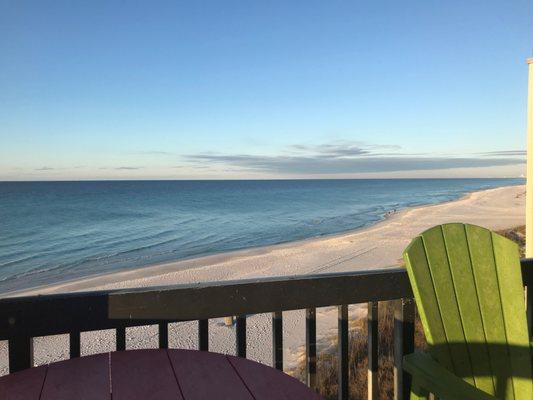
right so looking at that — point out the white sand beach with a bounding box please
[0,184,526,375]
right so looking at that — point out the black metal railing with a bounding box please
[1,260,533,400]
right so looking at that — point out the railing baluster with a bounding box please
[159,322,169,349]
[69,331,81,358]
[8,336,33,373]
[305,307,317,390]
[116,326,126,351]
[367,302,378,400]
[338,305,349,400]
[272,311,283,370]
[527,286,533,335]
[394,298,415,400]
[236,315,246,358]
[198,319,209,351]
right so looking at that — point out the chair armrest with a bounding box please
[404,352,495,400]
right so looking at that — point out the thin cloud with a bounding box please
[134,151,175,156]
[288,142,402,158]
[35,167,54,171]
[184,141,525,175]
[186,154,524,174]
[479,150,526,157]
[98,166,144,170]
[173,165,211,169]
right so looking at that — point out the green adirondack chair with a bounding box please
[402,223,532,400]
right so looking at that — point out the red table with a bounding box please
[0,349,323,399]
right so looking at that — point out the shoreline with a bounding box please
[0,184,526,375]
[2,216,399,297]
[7,183,525,298]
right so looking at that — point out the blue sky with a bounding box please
[1,1,532,180]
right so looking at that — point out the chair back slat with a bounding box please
[492,233,531,398]
[466,224,515,399]
[442,224,494,394]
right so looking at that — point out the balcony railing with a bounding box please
[2,260,533,400]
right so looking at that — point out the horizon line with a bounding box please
[0,177,526,183]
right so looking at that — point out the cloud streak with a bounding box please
[186,154,524,174]
[479,150,526,157]
[99,166,144,170]
[287,142,403,158]
[133,151,175,156]
[184,142,525,175]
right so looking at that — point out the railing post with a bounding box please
[272,311,283,370]
[8,336,33,373]
[523,260,533,335]
[527,286,533,336]
[159,322,169,349]
[305,308,317,390]
[116,326,126,351]
[368,301,378,400]
[338,305,349,400]
[198,319,209,351]
[394,298,415,400]
[69,331,81,358]
[236,315,247,358]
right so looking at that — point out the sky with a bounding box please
[1,1,532,180]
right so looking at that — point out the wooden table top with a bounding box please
[0,349,323,400]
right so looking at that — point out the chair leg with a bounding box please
[410,378,430,400]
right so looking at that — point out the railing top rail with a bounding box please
[0,266,407,302]
[1,259,532,340]
[0,267,410,339]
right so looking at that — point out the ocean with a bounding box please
[0,178,524,293]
